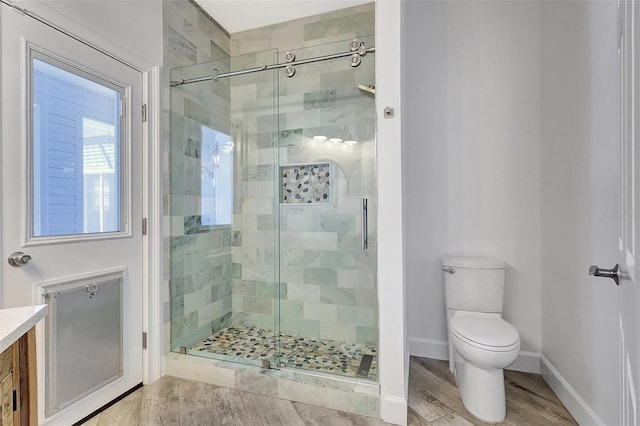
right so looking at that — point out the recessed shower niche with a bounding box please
[168,8,377,388]
[280,162,332,204]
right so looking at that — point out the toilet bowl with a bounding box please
[442,256,520,423]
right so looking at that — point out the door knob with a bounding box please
[8,251,32,267]
[589,263,620,285]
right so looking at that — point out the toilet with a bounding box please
[442,256,520,423]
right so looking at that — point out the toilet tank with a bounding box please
[442,256,506,313]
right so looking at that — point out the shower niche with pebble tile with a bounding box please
[168,13,377,385]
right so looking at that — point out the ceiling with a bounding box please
[194,0,372,34]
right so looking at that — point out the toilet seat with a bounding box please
[450,312,520,352]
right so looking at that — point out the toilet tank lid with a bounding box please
[442,256,505,269]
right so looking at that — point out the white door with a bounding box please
[617,0,640,423]
[1,6,143,425]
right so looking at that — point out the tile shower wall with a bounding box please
[163,0,233,351]
[230,4,378,345]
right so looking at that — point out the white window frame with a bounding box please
[25,43,133,246]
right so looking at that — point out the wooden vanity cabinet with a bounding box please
[0,328,37,426]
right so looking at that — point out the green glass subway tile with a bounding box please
[320,321,356,343]
[319,252,356,269]
[320,287,356,306]
[257,165,272,181]
[233,280,257,296]
[303,302,338,322]
[222,229,232,247]
[184,287,212,315]
[279,300,304,318]
[170,275,194,298]
[286,283,320,302]
[198,300,224,327]
[303,267,337,286]
[337,306,376,327]
[232,263,242,279]
[170,296,184,320]
[355,326,378,346]
[254,281,274,298]
[338,11,375,37]
[279,128,303,147]
[303,18,337,42]
[234,312,275,330]
[243,296,273,315]
[320,70,356,91]
[280,317,321,338]
[170,235,198,256]
[220,262,233,281]
[170,311,198,342]
[184,98,211,125]
[356,288,378,308]
[336,232,361,251]
[222,295,232,313]
[210,312,232,334]
[319,215,355,233]
[257,214,275,231]
[220,281,232,298]
[232,231,242,247]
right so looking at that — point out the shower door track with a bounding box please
[170,44,376,87]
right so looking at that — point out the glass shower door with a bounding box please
[275,36,378,380]
[168,49,281,368]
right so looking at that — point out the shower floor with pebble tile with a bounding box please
[190,324,378,381]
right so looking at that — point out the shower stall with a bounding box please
[168,35,377,382]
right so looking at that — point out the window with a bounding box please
[200,126,233,226]
[31,53,124,238]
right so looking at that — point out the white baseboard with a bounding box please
[507,350,541,374]
[409,337,449,360]
[381,395,408,426]
[540,354,605,426]
[409,337,540,374]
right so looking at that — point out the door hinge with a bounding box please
[142,218,148,236]
[12,389,16,412]
[142,104,147,122]
[142,332,148,350]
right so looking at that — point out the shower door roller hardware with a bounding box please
[285,51,295,62]
[384,107,395,119]
[351,40,360,51]
[588,263,620,285]
[350,54,362,67]
[285,65,296,78]
[362,198,369,251]
[442,267,456,274]
[8,251,31,267]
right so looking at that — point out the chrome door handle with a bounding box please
[362,198,368,251]
[589,263,620,285]
[442,267,456,274]
[8,251,32,267]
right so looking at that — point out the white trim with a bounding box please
[409,337,449,361]
[410,337,541,374]
[381,395,409,426]
[376,0,407,424]
[143,66,163,384]
[540,354,605,426]
[508,351,541,374]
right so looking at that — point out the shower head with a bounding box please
[357,84,375,97]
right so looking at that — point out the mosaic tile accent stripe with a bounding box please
[281,163,331,204]
[190,324,377,380]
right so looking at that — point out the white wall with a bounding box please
[404,0,542,367]
[540,1,619,424]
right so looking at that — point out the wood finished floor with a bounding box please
[84,357,577,425]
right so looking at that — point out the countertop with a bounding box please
[0,305,47,353]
